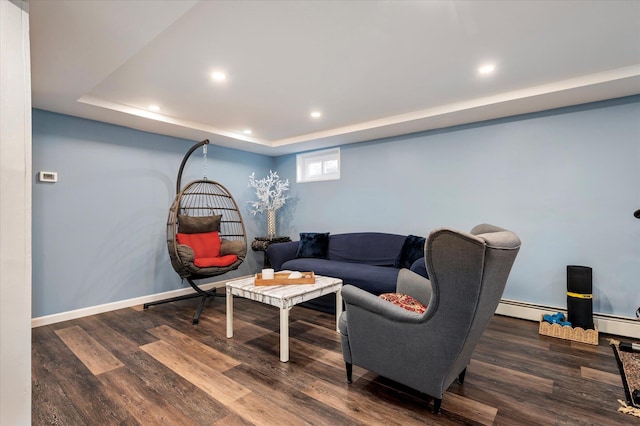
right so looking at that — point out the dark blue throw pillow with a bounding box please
[394,235,426,269]
[295,232,330,259]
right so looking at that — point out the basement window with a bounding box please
[296,148,340,183]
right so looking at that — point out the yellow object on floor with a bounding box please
[618,400,640,418]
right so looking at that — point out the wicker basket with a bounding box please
[538,314,599,345]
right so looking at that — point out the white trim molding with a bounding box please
[31,281,225,328]
[34,290,640,340]
[497,299,640,339]
[1,1,32,424]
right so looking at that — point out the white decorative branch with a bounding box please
[248,171,290,215]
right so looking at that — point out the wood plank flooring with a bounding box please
[32,295,636,425]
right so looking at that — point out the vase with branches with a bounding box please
[248,171,290,237]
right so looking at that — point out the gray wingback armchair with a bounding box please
[339,224,521,414]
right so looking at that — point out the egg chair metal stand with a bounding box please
[143,139,247,324]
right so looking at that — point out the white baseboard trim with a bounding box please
[31,282,224,328]
[496,299,640,339]
[33,291,640,339]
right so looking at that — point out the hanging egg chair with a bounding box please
[144,139,247,324]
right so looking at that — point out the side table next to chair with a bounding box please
[251,236,291,267]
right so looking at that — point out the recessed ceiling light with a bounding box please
[310,111,322,118]
[148,105,160,112]
[210,71,227,82]
[478,63,496,75]
[243,129,252,135]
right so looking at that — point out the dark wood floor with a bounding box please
[32,294,635,425]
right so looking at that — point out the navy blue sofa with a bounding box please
[266,232,427,313]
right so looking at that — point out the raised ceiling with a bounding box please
[30,1,640,156]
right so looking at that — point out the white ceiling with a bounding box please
[29,1,640,156]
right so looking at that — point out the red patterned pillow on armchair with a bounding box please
[379,293,427,314]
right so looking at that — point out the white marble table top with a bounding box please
[226,273,343,309]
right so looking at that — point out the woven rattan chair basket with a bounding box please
[145,140,247,324]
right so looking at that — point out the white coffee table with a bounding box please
[226,273,343,362]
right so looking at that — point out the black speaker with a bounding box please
[567,265,593,330]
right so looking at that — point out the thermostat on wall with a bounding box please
[38,171,58,183]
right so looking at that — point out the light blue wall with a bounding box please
[33,97,640,319]
[274,96,640,318]
[32,110,273,317]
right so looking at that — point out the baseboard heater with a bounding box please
[497,299,640,339]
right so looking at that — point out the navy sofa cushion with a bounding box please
[281,258,400,295]
[394,235,426,269]
[327,232,406,265]
[296,232,330,258]
[410,257,429,279]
